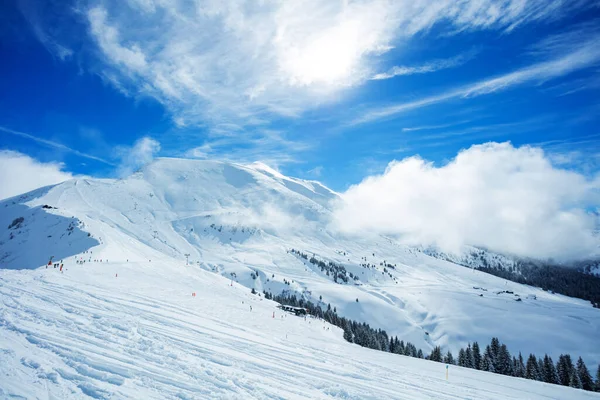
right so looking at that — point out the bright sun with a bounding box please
[281,20,363,87]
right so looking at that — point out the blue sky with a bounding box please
[1,0,600,193]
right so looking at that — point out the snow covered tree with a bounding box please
[526,354,540,381]
[542,355,559,384]
[397,339,405,355]
[417,349,424,359]
[429,346,443,362]
[515,352,526,378]
[465,343,475,369]
[596,365,600,392]
[576,357,594,391]
[496,344,512,376]
[481,345,495,373]
[570,368,583,389]
[458,348,466,367]
[472,342,481,370]
[444,350,455,365]
[557,354,574,386]
[537,358,545,380]
[490,337,500,362]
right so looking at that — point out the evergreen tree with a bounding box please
[496,344,512,376]
[542,355,559,384]
[570,368,582,389]
[343,321,354,343]
[465,344,475,369]
[490,337,500,363]
[481,345,495,372]
[458,348,466,367]
[557,354,574,386]
[472,342,481,370]
[576,357,594,391]
[444,350,455,365]
[417,349,424,359]
[595,365,600,392]
[429,346,443,362]
[526,354,540,381]
[537,357,545,380]
[516,352,526,378]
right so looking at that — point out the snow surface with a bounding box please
[2,261,598,399]
[1,158,599,398]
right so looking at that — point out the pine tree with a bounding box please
[595,364,600,392]
[576,357,594,391]
[417,349,424,359]
[481,352,494,372]
[444,350,455,365]
[430,346,443,362]
[472,342,481,370]
[526,354,540,381]
[496,344,512,376]
[537,357,545,380]
[542,355,559,384]
[465,344,474,369]
[557,354,574,386]
[516,352,526,378]
[458,348,466,367]
[481,345,495,372]
[570,368,582,389]
[490,337,500,363]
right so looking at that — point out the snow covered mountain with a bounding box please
[1,158,599,398]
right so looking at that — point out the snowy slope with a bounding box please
[1,158,599,398]
[1,260,598,399]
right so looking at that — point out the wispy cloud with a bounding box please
[185,129,311,169]
[372,50,477,80]
[307,166,324,178]
[352,32,600,125]
[401,119,473,132]
[0,126,114,166]
[77,0,587,129]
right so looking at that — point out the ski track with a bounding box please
[1,265,599,399]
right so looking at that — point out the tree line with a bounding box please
[265,291,600,392]
[477,262,600,308]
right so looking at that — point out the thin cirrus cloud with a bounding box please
[0,126,114,166]
[352,30,600,125]
[331,142,600,261]
[371,50,478,80]
[79,0,588,129]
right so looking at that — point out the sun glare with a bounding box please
[281,20,363,87]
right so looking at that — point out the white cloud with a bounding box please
[185,129,310,168]
[0,126,114,165]
[353,33,600,124]
[331,142,600,261]
[0,151,75,200]
[117,137,161,177]
[83,0,587,128]
[307,166,324,178]
[372,50,477,80]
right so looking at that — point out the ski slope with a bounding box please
[1,158,599,398]
[1,261,598,399]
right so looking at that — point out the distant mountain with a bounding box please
[1,157,599,370]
